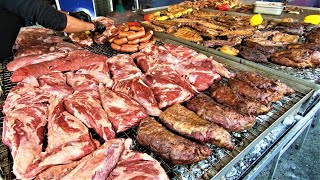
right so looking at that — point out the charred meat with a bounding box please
[238,46,268,62]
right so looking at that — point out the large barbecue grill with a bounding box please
[0,40,315,180]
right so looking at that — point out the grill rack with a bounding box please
[0,42,313,180]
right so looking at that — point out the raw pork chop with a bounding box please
[2,104,48,179]
[66,72,99,92]
[64,90,115,141]
[23,97,97,179]
[112,78,161,116]
[163,43,198,61]
[61,139,126,180]
[76,61,113,88]
[107,139,169,180]
[99,84,147,132]
[107,54,142,82]
[38,72,73,98]
[69,32,93,47]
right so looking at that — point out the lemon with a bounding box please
[304,15,320,25]
[250,14,263,27]
[219,46,239,56]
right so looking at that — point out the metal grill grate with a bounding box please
[0,43,312,180]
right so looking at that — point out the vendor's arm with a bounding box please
[0,0,94,33]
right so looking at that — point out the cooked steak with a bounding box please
[211,82,271,115]
[187,93,256,132]
[238,46,268,62]
[204,37,242,48]
[243,40,278,58]
[136,117,211,165]
[173,27,203,42]
[306,30,320,44]
[159,104,234,150]
[272,22,305,35]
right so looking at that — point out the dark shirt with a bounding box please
[0,0,67,60]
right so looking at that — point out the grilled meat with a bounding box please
[219,27,255,38]
[228,78,284,105]
[271,32,299,45]
[211,82,271,115]
[136,117,211,165]
[272,22,304,35]
[271,48,320,68]
[243,40,278,58]
[171,18,201,26]
[141,21,165,32]
[204,37,242,48]
[191,10,225,19]
[306,30,320,44]
[288,43,320,51]
[235,71,295,95]
[238,46,268,62]
[159,104,234,150]
[173,27,203,42]
[151,20,180,33]
[187,93,256,132]
[248,31,299,47]
[197,21,229,31]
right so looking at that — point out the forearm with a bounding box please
[63,15,94,33]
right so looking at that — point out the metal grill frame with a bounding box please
[0,40,314,180]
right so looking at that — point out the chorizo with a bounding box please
[118,31,135,38]
[113,37,128,45]
[129,26,144,32]
[128,38,140,45]
[127,30,146,41]
[139,30,153,43]
[139,37,156,50]
[111,43,121,51]
[108,36,116,43]
[120,44,139,52]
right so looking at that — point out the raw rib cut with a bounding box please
[99,84,147,132]
[64,90,115,141]
[69,32,93,47]
[66,72,99,92]
[163,43,198,61]
[2,104,48,179]
[76,61,113,88]
[38,72,73,98]
[112,78,161,116]
[107,139,169,180]
[107,54,142,82]
[23,97,97,179]
[36,160,82,180]
[93,17,116,44]
[61,139,126,180]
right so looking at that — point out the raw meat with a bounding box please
[139,45,180,64]
[36,160,82,180]
[107,139,169,180]
[2,104,48,179]
[64,90,116,141]
[112,78,161,116]
[187,93,256,132]
[76,61,113,88]
[24,97,97,178]
[159,104,234,150]
[38,72,73,98]
[107,54,142,82]
[61,139,126,180]
[93,16,116,44]
[2,82,49,115]
[66,72,99,92]
[143,65,196,109]
[163,43,198,61]
[69,32,93,47]
[11,50,107,82]
[136,117,211,165]
[99,84,147,133]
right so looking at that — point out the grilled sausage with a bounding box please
[129,26,144,32]
[111,43,121,51]
[128,38,140,45]
[120,44,139,52]
[113,37,128,45]
[139,30,153,43]
[139,37,157,50]
[127,30,146,41]
[108,36,116,43]
[118,31,135,38]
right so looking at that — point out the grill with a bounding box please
[0,41,314,180]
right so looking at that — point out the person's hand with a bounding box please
[69,11,92,22]
[92,21,106,35]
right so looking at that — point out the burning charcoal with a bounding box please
[190,165,204,178]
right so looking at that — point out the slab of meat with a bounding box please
[14,27,56,49]
[66,72,99,91]
[243,40,279,59]
[159,104,234,150]
[69,32,93,47]
[143,66,196,109]
[99,84,147,133]
[64,90,115,141]
[187,93,256,132]
[2,82,50,115]
[131,52,162,72]
[24,97,97,178]
[211,82,271,115]
[306,30,320,44]
[61,139,126,180]
[272,22,305,35]
[11,50,107,82]
[238,46,268,63]
[203,37,243,48]
[2,104,48,179]
[107,139,169,180]
[235,71,294,95]
[93,16,116,44]
[136,117,211,165]
[210,57,235,78]
[38,72,74,99]
[107,54,142,81]
[112,78,161,116]
[163,43,198,61]
[140,45,180,64]
[36,160,82,180]
[76,61,113,88]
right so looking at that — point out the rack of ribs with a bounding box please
[136,117,211,165]
[187,93,256,132]
[159,104,234,150]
